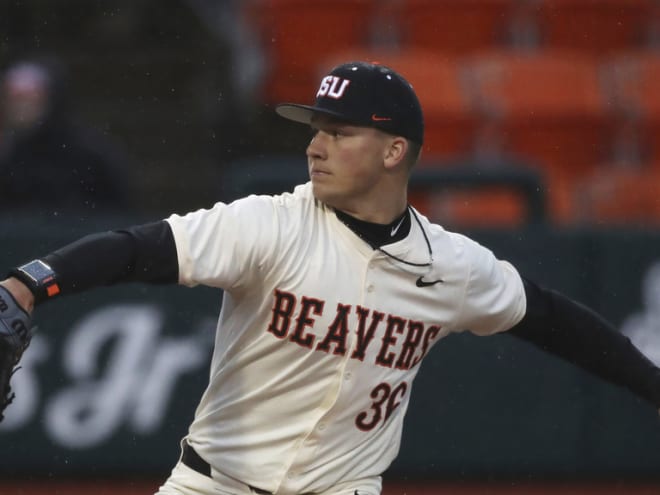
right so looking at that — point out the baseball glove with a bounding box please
[0,285,33,422]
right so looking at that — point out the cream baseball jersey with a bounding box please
[165,182,526,494]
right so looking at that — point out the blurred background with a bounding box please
[1,0,660,494]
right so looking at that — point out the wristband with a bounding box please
[8,259,61,304]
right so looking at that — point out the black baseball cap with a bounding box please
[276,61,424,145]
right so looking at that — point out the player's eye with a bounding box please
[309,125,347,140]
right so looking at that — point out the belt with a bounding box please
[181,441,212,477]
[181,442,272,495]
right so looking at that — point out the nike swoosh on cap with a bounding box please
[371,113,392,121]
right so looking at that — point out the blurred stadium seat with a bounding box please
[244,0,379,104]
[534,0,656,56]
[395,0,523,55]
[415,186,528,228]
[406,162,547,228]
[577,162,660,225]
[459,49,614,223]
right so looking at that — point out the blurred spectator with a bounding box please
[185,0,264,115]
[506,0,542,51]
[0,58,132,219]
[180,0,272,168]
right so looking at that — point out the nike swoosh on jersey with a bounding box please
[416,276,444,287]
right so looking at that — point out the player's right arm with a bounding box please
[0,219,179,421]
[1,220,178,312]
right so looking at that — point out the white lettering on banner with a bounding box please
[131,337,210,432]
[39,304,212,449]
[0,336,50,430]
[620,260,660,367]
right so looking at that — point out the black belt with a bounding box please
[181,441,212,478]
[181,442,272,494]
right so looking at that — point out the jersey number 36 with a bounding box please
[355,381,408,431]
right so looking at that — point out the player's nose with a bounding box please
[306,130,328,161]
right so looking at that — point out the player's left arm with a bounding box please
[509,277,660,413]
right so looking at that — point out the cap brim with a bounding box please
[275,103,354,125]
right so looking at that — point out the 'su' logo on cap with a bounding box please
[317,76,351,99]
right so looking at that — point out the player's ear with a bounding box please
[383,136,408,170]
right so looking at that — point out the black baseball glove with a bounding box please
[0,285,33,422]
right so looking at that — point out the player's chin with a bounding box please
[310,180,327,199]
[310,180,338,205]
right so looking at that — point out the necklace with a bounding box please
[336,206,433,268]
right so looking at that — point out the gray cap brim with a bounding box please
[275,103,356,125]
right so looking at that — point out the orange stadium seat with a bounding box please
[395,0,522,55]
[535,0,655,56]
[244,0,378,104]
[419,186,528,228]
[459,49,614,223]
[316,48,480,159]
[577,163,660,225]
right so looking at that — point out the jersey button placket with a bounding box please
[365,260,376,295]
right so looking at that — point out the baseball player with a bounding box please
[1,61,659,495]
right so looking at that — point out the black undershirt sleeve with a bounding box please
[509,277,660,408]
[40,220,178,296]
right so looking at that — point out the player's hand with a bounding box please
[0,284,34,422]
[0,278,35,314]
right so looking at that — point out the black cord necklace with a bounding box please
[336,205,433,268]
[377,206,433,268]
